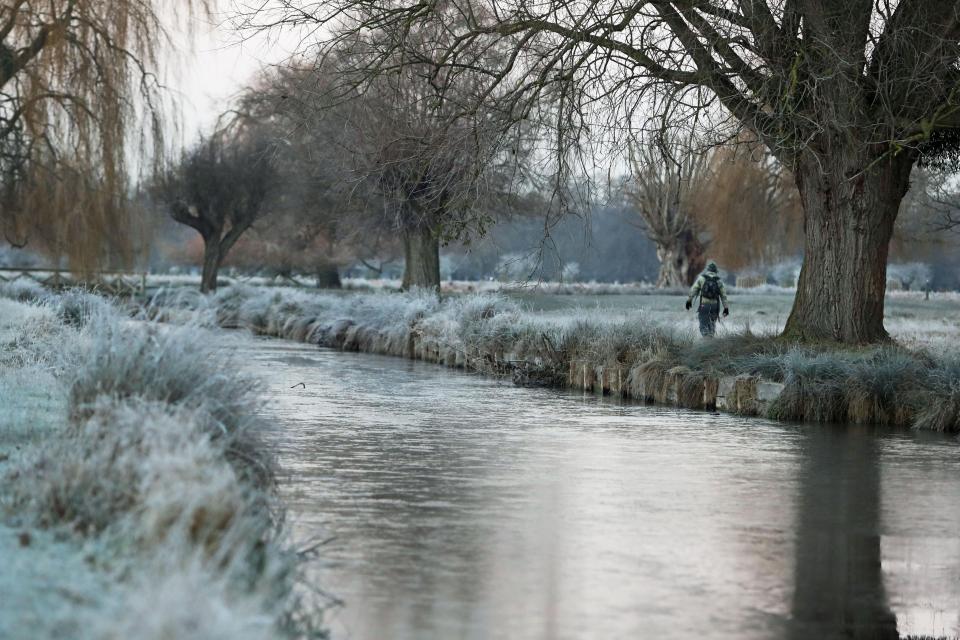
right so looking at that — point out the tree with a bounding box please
[232,65,399,288]
[696,139,804,272]
[0,0,206,273]
[159,129,278,293]
[242,0,960,342]
[624,136,709,288]
[232,12,537,293]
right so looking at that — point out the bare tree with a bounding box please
[624,137,709,288]
[0,0,207,273]
[233,64,398,288]
[236,0,960,342]
[232,12,536,293]
[159,128,278,293]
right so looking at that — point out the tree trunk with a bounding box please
[654,230,705,288]
[315,263,342,289]
[401,226,441,292]
[783,151,914,344]
[200,240,222,294]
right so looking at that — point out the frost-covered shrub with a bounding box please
[68,319,271,487]
[768,259,802,287]
[53,289,114,327]
[560,262,581,282]
[0,278,49,303]
[0,244,45,268]
[887,262,932,291]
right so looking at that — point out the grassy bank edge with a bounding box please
[152,285,960,433]
[0,290,327,639]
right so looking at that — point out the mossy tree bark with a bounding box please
[401,225,441,292]
[783,151,915,344]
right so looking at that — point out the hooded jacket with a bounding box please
[687,263,729,308]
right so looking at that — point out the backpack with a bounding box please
[701,274,721,300]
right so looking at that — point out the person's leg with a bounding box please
[698,303,712,336]
[710,303,720,336]
[699,302,718,337]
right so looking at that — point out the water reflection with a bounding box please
[230,335,960,640]
[789,426,898,640]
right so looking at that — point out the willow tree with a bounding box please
[240,0,960,343]
[624,137,709,288]
[697,140,803,272]
[0,0,204,272]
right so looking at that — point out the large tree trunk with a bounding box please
[200,240,222,294]
[315,263,342,289]
[655,229,705,288]
[783,151,914,344]
[401,226,441,292]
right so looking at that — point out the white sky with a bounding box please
[165,8,304,146]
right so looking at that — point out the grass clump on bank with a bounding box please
[0,289,325,639]
[167,284,960,433]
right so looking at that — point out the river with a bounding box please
[237,335,960,640]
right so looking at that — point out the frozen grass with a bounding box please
[0,292,325,639]
[0,278,50,303]
[170,284,960,432]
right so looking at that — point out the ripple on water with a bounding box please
[233,335,960,640]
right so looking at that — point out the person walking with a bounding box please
[685,261,729,337]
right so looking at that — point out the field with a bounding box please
[508,289,960,352]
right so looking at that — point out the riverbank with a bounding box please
[152,285,960,433]
[0,291,325,638]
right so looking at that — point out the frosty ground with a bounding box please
[0,287,324,640]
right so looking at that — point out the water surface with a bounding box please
[236,336,960,640]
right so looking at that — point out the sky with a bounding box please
[166,7,303,145]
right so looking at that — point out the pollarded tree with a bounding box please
[233,14,536,293]
[0,0,207,273]
[624,136,709,288]
[232,65,399,288]
[240,0,960,342]
[159,128,278,293]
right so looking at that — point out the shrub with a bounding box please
[53,289,114,327]
[766,350,853,423]
[68,318,272,488]
[0,279,49,303]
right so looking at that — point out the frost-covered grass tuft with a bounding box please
[13,399,271,550]
[0,278,50,303]
[0,293,324,638]
[68,318,272,487]
[52,288,116,327]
